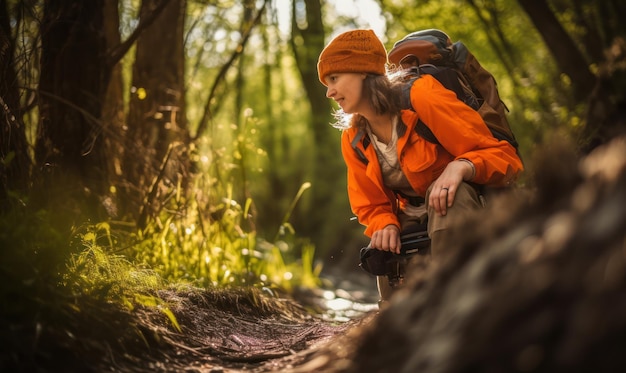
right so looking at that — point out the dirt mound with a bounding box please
[346,137,626,372]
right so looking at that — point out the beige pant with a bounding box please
[377,182,484,303]
[426,181,484,256]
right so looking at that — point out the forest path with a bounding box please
[4,258,381,373]
[89,268,380,372]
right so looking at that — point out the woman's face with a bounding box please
[324,72,367,114]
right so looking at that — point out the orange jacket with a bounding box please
[341,74,523,237]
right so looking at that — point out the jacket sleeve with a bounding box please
[410,75,523,186]
[340,130,400,237]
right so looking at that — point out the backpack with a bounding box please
[388,28,519,149]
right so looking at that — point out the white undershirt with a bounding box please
[366,118,427,218]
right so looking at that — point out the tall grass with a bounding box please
[122,174,321,291]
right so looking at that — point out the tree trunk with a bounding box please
[101,0,125,219]
[35,0,109,223]
[517,0,596,103]
[519,0,626,151]
[0,0,31,209]
[124,0,189,227]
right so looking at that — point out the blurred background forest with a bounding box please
[1,0,625,296]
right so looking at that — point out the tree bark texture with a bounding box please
[0,0,31,207]
[36,0,109,221]
[124,0,189,226]
[101,0,125,218]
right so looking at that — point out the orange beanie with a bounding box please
[317,29,387,86]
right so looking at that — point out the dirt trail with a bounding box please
[2,268,379,372]
[135,280,378,373]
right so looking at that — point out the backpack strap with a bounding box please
[415,119,439,145]
[400,71,440,145]
[351,129,371,165]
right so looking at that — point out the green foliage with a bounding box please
[0,196,168,328]
[63,233,184,331]
[121,170,321,291]
[65,229,162,298]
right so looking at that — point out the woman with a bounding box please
[317,29,523,303]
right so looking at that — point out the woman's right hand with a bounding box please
[370,224,401,254]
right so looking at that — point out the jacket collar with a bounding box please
[354,115,410,151]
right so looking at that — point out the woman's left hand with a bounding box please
[429,160,474,216]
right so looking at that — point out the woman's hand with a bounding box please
[429,159,475,216]
[370,224,401,254]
